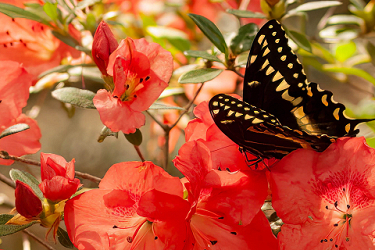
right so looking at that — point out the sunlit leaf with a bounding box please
[149,103,184,110]
[327,14,364,26]
[335,41,357,62]
[43,2,58,21]
[289,1,341,13]
[147,26,191,51]
[52,87,96,109]
[178,68,223,84]
[323,65,375,85]
[188,14,228,55]
[0,3,51,26]
[0,215,37,236]
[286,30,312,53]
[230,23,258,56]
[0,124,29,140]
[9,169,43,200]
[226,9,267,19]
[184,50,222,63]
[76,0,101,10]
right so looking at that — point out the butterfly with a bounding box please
[209,19,374,162]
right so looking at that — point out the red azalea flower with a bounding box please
[173,140,276,249]
[185,100,266,171]
[92,21,118,75]
[0,114,41,166]
[64,161,188,250]
[39,153,81,202]
[270,137,375,249]
[15,180,42,219]
[93,37,173,134]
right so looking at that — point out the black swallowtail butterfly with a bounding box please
[209,19,374,161]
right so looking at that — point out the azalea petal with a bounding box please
[0,61,32,124]
[0,114,41,166]
[39,176,80,201]
[93,89,145,134]
[137,189,190,220]
[132,38,173,83]
[40,153,68,180]
[173,140,212,201]
[199,170,268,226]
[185,118,208,142]
[130,70,168,111]
[65,189,135,250]
[99,161,183,198]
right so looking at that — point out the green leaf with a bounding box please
[287,30,312,53]
[188,14,228,55]
[290,1,342,13]
[0,124,29,140]
[319,25,360,41]
[0,215,37,236]
[178,68,223,84]
[148,103,184,110]
[57,227,74,248]
[366,137,375,149]
[349,0,366,10]
[43,2,58,21]
[235,51,249,66]
[226,9,267,19]
[52,31,79,49]
[76,0,101,9]
[97,126,118,143]
[322,65,375,85]
[0,3,51,26]
[24,3,52,22]
[184,50,222,63]
[9,169,43,200]
[366,41,375,66]
[159,87,185,99]
[327,14,364,26]
[230,23,258,56]
[335,41,357,62]
[52,87,96,109]
[124,129,142,146]
[147,26,190,52]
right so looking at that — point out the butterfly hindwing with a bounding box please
[243,19,373,137]
[209,94,334,159]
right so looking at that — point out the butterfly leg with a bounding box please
[239,147,264,170]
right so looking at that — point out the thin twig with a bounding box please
[23,229,55,250]
[169,83,204,129]
[145,110,168,129]
[75,171,101,183]
[0,152,101,183]
[134,145,145,162]
[0,172,15,189]
[163,130,170,171]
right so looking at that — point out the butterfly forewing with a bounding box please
[243,19,374,137]
[209,94,333,159]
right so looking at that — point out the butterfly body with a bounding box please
[209,19,374,161]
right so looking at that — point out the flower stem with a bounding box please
[0,172,15,189]
[0,151,102,183]
[134,145,145,162]
[23,229,55,250]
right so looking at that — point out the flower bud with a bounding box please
[15,181,42,218]
[39,153,81,202]
[92,21,118,75]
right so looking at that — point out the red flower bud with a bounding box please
[39,153,81,202]
[92,21,119,75]
[15,181,42,218]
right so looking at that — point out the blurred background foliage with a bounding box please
[2,0,375,248]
